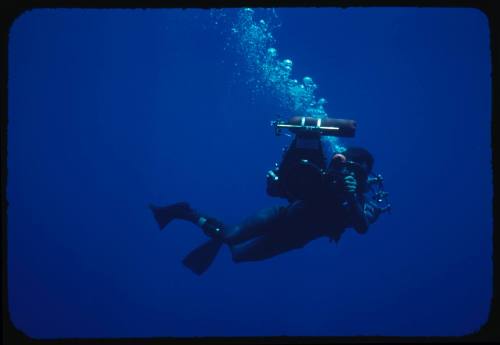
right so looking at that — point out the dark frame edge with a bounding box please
[1,0,498,344]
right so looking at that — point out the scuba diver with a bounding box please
[150,116,391,275]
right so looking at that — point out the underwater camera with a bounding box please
[327,155,391,213]
[366,173,392,213]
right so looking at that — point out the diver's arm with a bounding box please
[349,197,385,234]
[343,175,370,234]
[364,200,381,225]
[349,195,370,234]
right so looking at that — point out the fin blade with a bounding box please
[149,204,173,230]
[149,202,190,230]
[182,239,223,275]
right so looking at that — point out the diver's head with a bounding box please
[342,147,374,175]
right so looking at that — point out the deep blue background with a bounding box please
[7,8,492,338]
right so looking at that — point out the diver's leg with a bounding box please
[229,229,311,262]
[191,205,286,243]
[223,206,286,245]
[150,201,288,244]
[228,202,318,262]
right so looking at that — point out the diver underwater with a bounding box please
[150,116,391,275]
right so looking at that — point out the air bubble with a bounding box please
[231,8,342,150]
[303,76,313,85]
[267,47,277,57]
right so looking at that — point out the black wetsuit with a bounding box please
[222,200,349,262]
[206,135,370,262]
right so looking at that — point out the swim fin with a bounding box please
[149,202,195,230]
[182,239,223,275]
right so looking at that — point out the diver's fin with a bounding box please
[182,239,223,275]
[149,202,192,230]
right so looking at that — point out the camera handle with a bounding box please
[367,173,391,214]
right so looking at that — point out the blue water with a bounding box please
[7,8,492,338]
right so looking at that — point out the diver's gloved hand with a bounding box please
[364,200,381,224]
[343,174,357,194]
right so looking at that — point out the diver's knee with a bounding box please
[232,255,245,263]
[230,250,246,263]
[229,246,250,263]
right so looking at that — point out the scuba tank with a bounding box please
[272,116,357,137]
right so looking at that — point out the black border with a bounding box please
[1,0,498,344]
